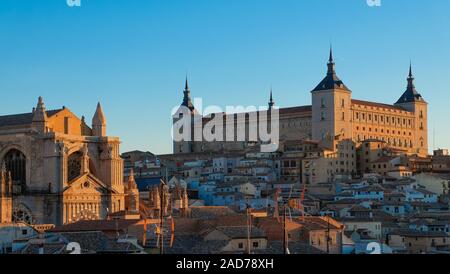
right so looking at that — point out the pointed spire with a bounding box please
[181,77,195,112]
[395,62,425,104]
[37,96,45,110]
[327,45,336,75]
[329,44,334,63]
[31,96,49,133]
[409,61,413,78]
[92,102,107,136]
[407,61,415,89]
[268,88,275,110]
[312,46,351,92]
[128,169,137,189]
[185,76,190,91]
[32,96,48,122]
[93,102,106,125]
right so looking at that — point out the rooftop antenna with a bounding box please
[246,204,252,254]
[433,122,436,151]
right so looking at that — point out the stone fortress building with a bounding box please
[173,48,428,157]
[0,97,138,225]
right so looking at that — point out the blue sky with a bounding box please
[0,0,449,154]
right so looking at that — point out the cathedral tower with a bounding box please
[311,47,352,149]
[394,64,428,156]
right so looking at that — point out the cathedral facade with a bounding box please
[0,97,136,225]
[173,49,428,157]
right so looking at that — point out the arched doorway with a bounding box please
[3,149,26,194]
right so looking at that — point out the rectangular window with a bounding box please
[64,117,69,134]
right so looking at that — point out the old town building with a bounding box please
[0,97,131,225]
[173,49,428,157]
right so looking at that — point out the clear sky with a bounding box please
[0,0,449,154]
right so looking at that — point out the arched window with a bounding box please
[12,203,34,224]
[68,152,83,182]
[3,149,26,194]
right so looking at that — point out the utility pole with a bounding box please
[326,215,330,254]
[246,205,252,254]
[160,180,165,255]
[283,202,287,254]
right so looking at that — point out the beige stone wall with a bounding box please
[352,102,417,153]
[0,108,126,225]
[177,110,312,154]
[309,229,341,254]
[311,89,352,148]
[404,236,450,254]
[47,108,91,136]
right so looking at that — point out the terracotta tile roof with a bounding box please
[215,226,266,239]
[49,219,140,233]
[15,243,67,254]
[391,229,449,238]
[255,217,301,241]
[190,206,238,220]
[295,216,343,230]
[258,241,325,254]
[59,231,141,253]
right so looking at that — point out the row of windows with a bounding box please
[357,136,424,148]
[356,126,414,136]
[320,111,424,130]
[330,161,355,167]
[355,112,413,126]
[281,120,311,128]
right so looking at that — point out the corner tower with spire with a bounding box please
[395,63,428,155]
[173,77,199,154]
[311,46,352,149]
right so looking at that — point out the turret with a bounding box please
[32,96,49,133]
[92,102,107,137]
[125,169,139,213]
